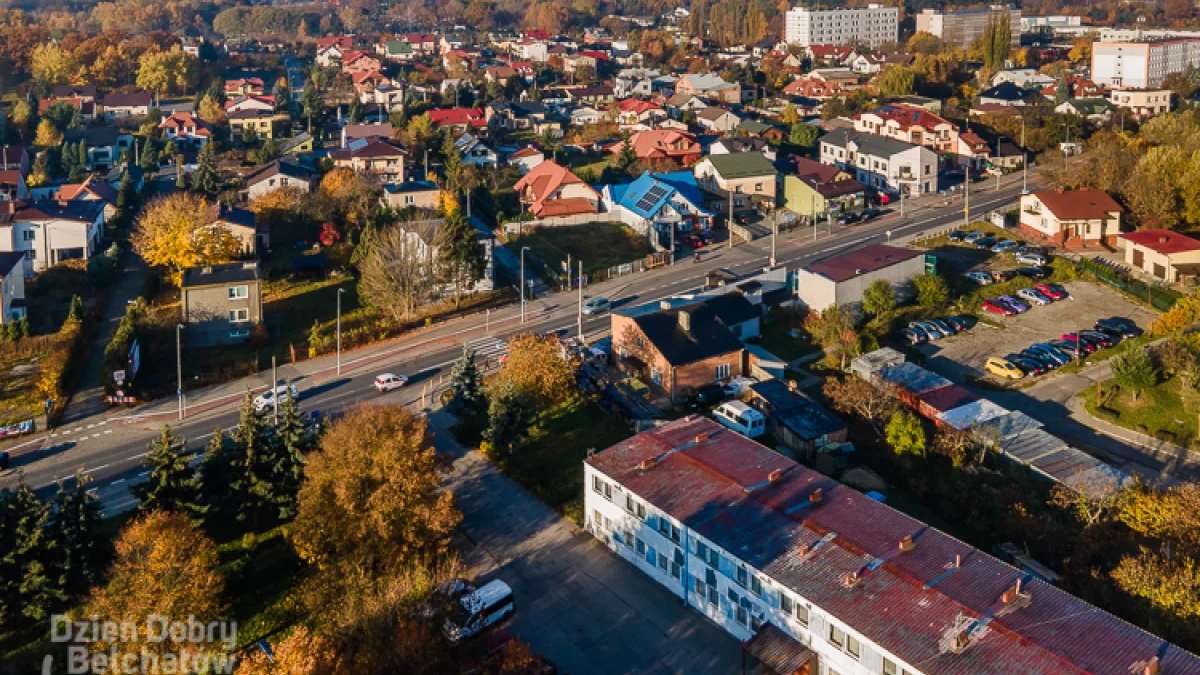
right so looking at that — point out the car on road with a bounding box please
[965,271,993,286]
[683,234,704,248]
[974,235,997,249]
[1017,266,1048,279]
[374,373,410,392]
[1016,251,1049,266]
[982,298,1017,316]
[836,211,861,225]
[1095,317,1142,338]
[997,295,1030,313]
[992,239,1020,253]
[582,296,611,315]
[963,231,985,244]
[1016,287,1051,306]
[1034,283,1068,300]
[986,357,1025,379]
[253,384,299,413]
[861,207,882,221]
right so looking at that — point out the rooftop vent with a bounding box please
[1001,578,1023,604]
[678,309,692,332]
[639,457,657,471]
[660,299,673,310]
[201,266,213,274]
[768,468,783,483]
[898,535,915,552]
[1144,657,1161,675]
[840,570,862,588]
[809,487,824,504]
[695,432,710,443]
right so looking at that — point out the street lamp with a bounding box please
[336,288,345,375]
[520,246,530,323]
[176,323,185,421]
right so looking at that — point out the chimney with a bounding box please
[899,535,915,552]
[202,266,213,274]
[955,554,962,568]
[660,299,673,310]
[640,457,657,471]
[1002,578,1023,604]
[953,630,970,652]
[809,487,823,504]
[768,468,783,483]
[1160,236,1169,244]
[787,379,798,392]
[678,309,691,332]
[1144,657,1160,675]
[694,432,710,443]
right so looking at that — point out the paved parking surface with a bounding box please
[433,411,742,675]
[916,281,1150,382]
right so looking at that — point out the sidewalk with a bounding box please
[1064,396,1200,483]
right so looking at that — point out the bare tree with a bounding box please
[1050,470,1125,528]
[823,376,897,438]
[357,225,431,321]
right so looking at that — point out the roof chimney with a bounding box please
[787,379,798,392]
[1001,578,1023,604]
[202,266,213,274]
[695,432,710,443]
[899,535,915,552]
[809,487,823,504]
[1144,657,1160,675]
[768,468,783,483]
[640,457,657,471]
[678,309,692,332]
[660,299,673,310]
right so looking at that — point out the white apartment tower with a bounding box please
[914,6,1021,50]
[785,4,899,48]
[1091,38,1200,88]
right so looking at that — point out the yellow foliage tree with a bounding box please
[1068,38,1092,64]
[495,332,580,407]
[136,45,197,95]
[31,42,77,84]
[236,627,335,675]
[132,192,241,284]
[34,118,62,147]
[198,94,226,124]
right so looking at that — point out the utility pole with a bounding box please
[900,186,905,219]
[566,253,572,290]
[336,288,344,375]
[670,225,675,265]
[520,246,530,323]
[176,324,185,421]
[272,355,279,426]
[1021,116,1028,194]
[728,190,734,249]
[812,194,817,241]
[577,260,584,341]
[770,217,777,267]
[963,165,970,227]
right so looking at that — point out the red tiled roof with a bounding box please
[615,99,663,115]
[613,130,701,161]
[427,107,487,128]
[808,44,853,60]
[316,36,354,50]
[513,159,592,205]
[1033,188,1124,220]
[509,146,543,160]
[587,416,1200,675]
[1121,229,1200,255]
[855,104,953,133]
[532,197,597,217]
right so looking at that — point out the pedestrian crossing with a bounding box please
[464,337,509,363]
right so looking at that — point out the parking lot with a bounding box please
[916,280,1151,383]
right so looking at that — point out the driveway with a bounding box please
[432,410,742,675]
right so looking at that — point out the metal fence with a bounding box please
[1072,256,1182,312]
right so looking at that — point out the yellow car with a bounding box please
[986,357,1024,379]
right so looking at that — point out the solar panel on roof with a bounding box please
[635,184,670,212]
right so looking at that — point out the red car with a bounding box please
[982,298,1016,316]
[683,234,704,248]
[1035,283,1068,300]
[1060,333,1098,354]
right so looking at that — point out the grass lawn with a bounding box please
[495,397,632,525]
[758,321,822,363]
[1083,376,1197,447]
[509,223,651,278]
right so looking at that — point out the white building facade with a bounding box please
[914,7,1020,50]
[819,131,938,195]
[1091,38,1200,88]
[785,4,899,48]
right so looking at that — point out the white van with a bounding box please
[712,401,766,438]
[443,579,514,643]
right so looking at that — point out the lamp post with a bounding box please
[577,259,584,341]
[336,288,345,375]
[520,246,530,323]
[176,324,185,421]
[1021,115,1028,194]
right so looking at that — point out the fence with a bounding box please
[1072,256,1182,312]
[502,212,613,235]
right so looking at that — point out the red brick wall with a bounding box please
[1017,223,1118,249]
[611,313,744,401]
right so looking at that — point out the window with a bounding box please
[22,230,34,241]
[634,501,646,520]
[780,594,793,614]
[24,250,34,261]
[670,524,681,544]
[735,566,748,588]
[697,541,709,561]
[228,285,248,299]
[650,367,662,385]
[736,598,750,626]
[750,576,762,598]
[754,183,763,192]
[695,576,707,597]
[404,195,415,205]
[671,549,683,579]
[636,538,646,555]
[228,308,250,323]
[658,551,669,572]
[592,509,606,530]
[882,658,897,675]
[646,545,656,566]
[828,624,844,648]
[716,363,731,380]
[658,517,672,539]
[846,634,860,659]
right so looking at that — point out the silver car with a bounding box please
[582,296,611,315]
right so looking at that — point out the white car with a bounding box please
[965,271,993,286]
[582,296,611,315]
[374,373,410,392]
[253,384,299,413]
[722,376,757,397]
[1016,288,1051,306]
[1016,251,1048,266]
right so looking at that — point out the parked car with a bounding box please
[1017,266,1048,279]
[982,298,1016,316]
[986,357,1025,379]
[1060,333,1100,354]
[1016,288,1051,306]
[582,296,611,315]
[992,239,1020,253]
[997,295,1030,313]
[928,318,957,336]
[1028,343,1070,366]
[683,234,704,248]
[947,315,976,332]
[253,384,300,413]
[1050,339,1085,358]
[901,328,926,344]
[1034,283,1068,300]
[861,207,882,220]
[965,271,993,285]
[443,579,515,644]
[909,321,942,340]
[374,373,410,392]
[836,212,861,225]
[1095,317,1143,337]
[1016,251,1049,266]
[918,320,951,338]
[691,383,726,407]
[1080,330,1118,348]
[1009,353,1048,376]
[949,230,967,242]
[974,235,997,249]
[962,231,985,244]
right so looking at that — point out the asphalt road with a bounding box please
[1,172,1036,512]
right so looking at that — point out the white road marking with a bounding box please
[110,479,125,485]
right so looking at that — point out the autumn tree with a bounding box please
[357,222,430,320]
[31,42,77,84]
[82,511,227,666]
[198,94,226,124]
[979,11,1011,71]
[912,272,950,308]
[132,192,240,284]
[497,333,579,407]
[789,123,819,148]
[781,103,799,125]
[823,376,896,437]
[34,118,62,147]
[237,627,336,675]
[804,305,860,368]
[885,409,926,457]
[133,426,204,519]
[875,65,916,97]
[136,45,197,95]
[861,279,896,316]
[291,404,460,570]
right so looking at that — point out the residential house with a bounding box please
[819,130,938,195]
[383,180,443,210]
[40,96,97,121]
[674,73,741,104]
[0,199,106,275]
[782,156,866,217]
[977,82,1043,107]
[806,68,860,90]
[1121,230,1200,283]
[567,85,616,107]
[341,123,394,149]
[485,65,518,86]
[665,93,709,118]
[329,139,408,184]
[486,102,558,135]
[571,106,605,126]
[516,40,549,63]
[228,109,281,141]
[57,176,119,219]
[693,152,779,212]
[513,160,600,217]
[695,106,741,133]
[341,51,382,74]
[611,295,756,401]
[1039,77,1106,100]
[360,82,406,113]
[806,43,854,66]
[1109,89,1173,119]
[601,170,713,245]
[225,77,266,97]
[224,96,274,115]
[280,133,314,156]
[737,120,786,145]
[388,216,495,295]
[203,202,264,255]
[745,379,847,457]
[99,91,152,120]
[158,111,212,149]
[242,160,316,201]
[611,130,702,167]
[316,43,348,67]
[1019,188,1124,248]
[795,243,927,311]
[0,252,25,323]
[427,107,488,132]
[711,137,777,162]
[848,51,911,75]
[180,262,263,347]
[401,34,438,55]
[50,84,97,102]
[614,99,666,128]
[0,147,30,178]
[956,130,991,170]
[782,76,844,100]
[1055,98,1115,124]
[509,146,546,175]
[350,70,390,92]
[0,170,27,202]
[992,68,1056,88]
[62,127,133,171]
[382,39,415,62]
[852,104,959,155]
[454,133,499,167]
[615,68,662,98]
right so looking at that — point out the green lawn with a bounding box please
[1083,376,1197,447]
[758,320,822,363]
[508,223,652,279]
[495,398,632,524]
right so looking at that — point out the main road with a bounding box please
[1,172,1037,512]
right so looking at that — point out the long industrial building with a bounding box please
[785,4,899,48]
[584,415,1200,675]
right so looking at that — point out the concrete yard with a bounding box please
[915,280,1151,383]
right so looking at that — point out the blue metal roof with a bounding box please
[606,170,711,220]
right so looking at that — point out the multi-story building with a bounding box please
[584,416,1200,675]
[819,130,938,195]
[852,104,959,155]
[1108,88,1174,118]
[180,262,263,347]
[914,6,1020,50]
[1091,38,1200,88]
[1019,187,1124,248]
[785,4,899,48]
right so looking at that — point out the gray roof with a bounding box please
[181,262,261,287]
[0,251,23,278]
[820,129,922,158]
[243,159,314,187]
[748,379,846,441]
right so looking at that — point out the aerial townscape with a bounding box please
[8,0,1200,674]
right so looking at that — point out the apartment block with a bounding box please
[914,6,1020,50]
[785,4,899,48]
[584,416,1200,675]
[1091,38,1200,88]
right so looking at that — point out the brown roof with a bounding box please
[805,244,923,282]
[1033,188,1124,220]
